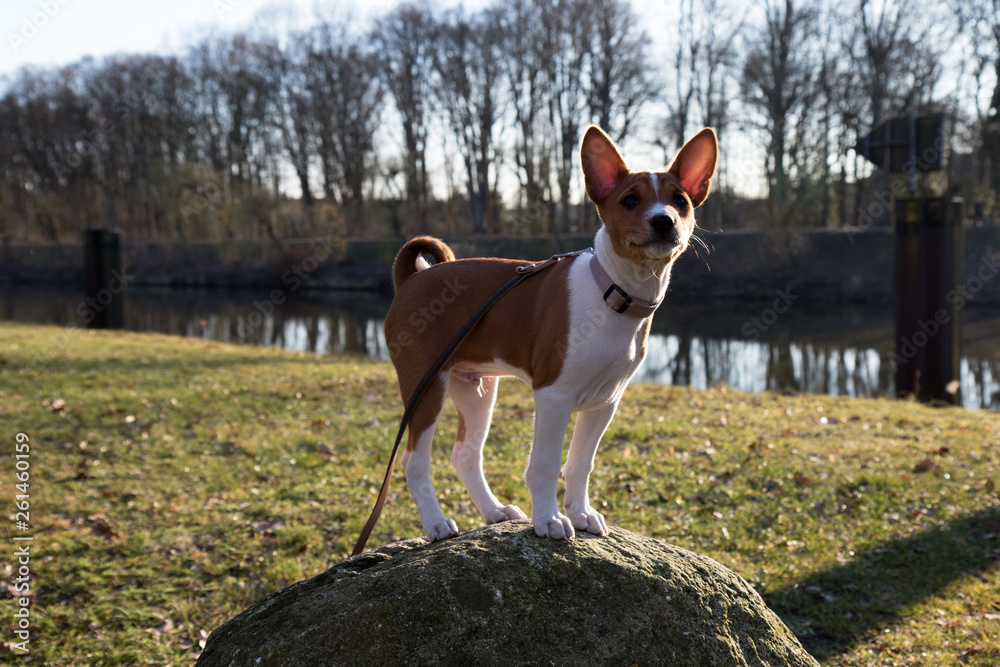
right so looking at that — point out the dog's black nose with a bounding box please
[649,214,675,237]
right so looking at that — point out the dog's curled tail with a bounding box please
[392,236,456,290]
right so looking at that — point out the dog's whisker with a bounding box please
[690,233,710,254]
[691,245,712,271]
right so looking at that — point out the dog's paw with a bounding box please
[533,513,575,540]
[567,507,608,536]
[484,504,527,524]
[425,519,460,541]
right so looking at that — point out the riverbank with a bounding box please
[0,323,997,664]
[4,226,1000,305]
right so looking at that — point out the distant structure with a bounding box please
[856,113,964,404]
[83,229,125,330]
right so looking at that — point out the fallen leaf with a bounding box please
[250,520,285,537]
[91,518,120,540]
[958,648,983,663]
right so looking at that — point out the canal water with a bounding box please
[3,285,998,410]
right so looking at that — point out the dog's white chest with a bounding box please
[558,256,649,410]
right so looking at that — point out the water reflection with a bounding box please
[2,285,998,410]
[637,338,888,399]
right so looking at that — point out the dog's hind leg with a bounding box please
[401,373,459,541]
[448,374,527,525]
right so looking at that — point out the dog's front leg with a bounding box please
[562,401,618,536]
[524,391,575,539]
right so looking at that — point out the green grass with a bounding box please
[0,322,997,665]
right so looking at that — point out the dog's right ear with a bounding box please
[581,126,629,204]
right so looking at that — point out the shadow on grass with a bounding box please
[765,505,1000,660]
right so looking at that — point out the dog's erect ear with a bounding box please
[581,126,629,203]
[668,128,718,208]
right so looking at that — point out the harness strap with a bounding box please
[351,248,590,556]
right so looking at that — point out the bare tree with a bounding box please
[845,0,949,224]
[187,34,280,241]
[498,0,556,236]
[663,0,700,157]
[434,7,504,234]
[546,0,590,236]
[372,2,437,236]
[659,0,744,232]
[854,0,941,124]
[264,36,317,213]
[306,19,384,236]
[741,0,821,227]
[963,0,1000,200]
[584,0,653,143]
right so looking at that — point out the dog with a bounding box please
[384,125,717,541]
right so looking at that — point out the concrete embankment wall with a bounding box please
[2,226,999,306]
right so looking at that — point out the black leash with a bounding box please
[351,248,590,556]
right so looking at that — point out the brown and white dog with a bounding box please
[384,125,717,541]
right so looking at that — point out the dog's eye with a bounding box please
[621,194,640,209]
[672,193,688,207]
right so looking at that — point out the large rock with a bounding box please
[197,521,818,666]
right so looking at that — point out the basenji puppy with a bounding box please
[384,125,717,541]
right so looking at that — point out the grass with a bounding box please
[0,321,997,666]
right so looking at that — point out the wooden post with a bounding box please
[858,113,960,404]
[83,229,125,329]
[893,198,964,403]
[894,198,923,398]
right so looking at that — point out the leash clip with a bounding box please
[517,247,593,275]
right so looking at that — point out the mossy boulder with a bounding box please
[197,521,817,666]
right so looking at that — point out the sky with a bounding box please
[0,0,419,78]
[0,0,765,198]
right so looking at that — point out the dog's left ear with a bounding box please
[668,128,718,208]
[581,125,629,204]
